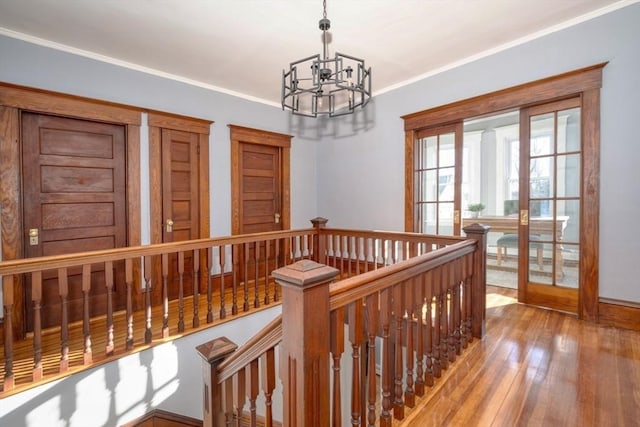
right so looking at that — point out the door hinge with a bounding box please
[197,143,200,155]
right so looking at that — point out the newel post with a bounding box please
[272,260,339,427]
[310,217,329,264]
[463,223,491,339]
[196,337,238,427]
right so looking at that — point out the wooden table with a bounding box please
[462,216,569,280]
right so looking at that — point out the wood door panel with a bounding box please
[22,112,127,330]
[42,203,115,229]
[39,128,115,157]
[240,143,280,234]
[41,166,115,192]
[160,128,200,298]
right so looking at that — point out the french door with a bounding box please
[519,98,582,312]
[412,99,584,315]
[413,124,462,235]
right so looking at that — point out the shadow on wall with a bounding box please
[0,339,186,427]
[286,98,376,140]
[1,306,283,426]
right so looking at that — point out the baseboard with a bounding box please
[599,298,640,331]
[122,409,203,427]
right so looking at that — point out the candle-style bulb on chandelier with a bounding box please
[281,0,372,117]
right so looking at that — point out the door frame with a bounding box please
[0,82,142,336]
[229,125,292,235]
[403,63,605,321]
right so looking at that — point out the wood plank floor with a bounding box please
[400,286,640,427]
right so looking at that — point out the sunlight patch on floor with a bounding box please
[486,292,517,308]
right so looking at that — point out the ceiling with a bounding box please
[0,0,632,107]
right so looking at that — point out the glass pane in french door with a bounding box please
[528,105,581,288]
[462,110,520,289]
[415,130,456,235]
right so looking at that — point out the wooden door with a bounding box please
[161,128,200,299]
[22,112,127,330]
[238,143,283,234]
[230,125,291,292]
[519,98,582,313]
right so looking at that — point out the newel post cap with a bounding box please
[272,260,339,289]
[462,223,491,236]
[310,217,329,227]
[196,336,237,364]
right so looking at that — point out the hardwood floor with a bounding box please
[400,286,640,427]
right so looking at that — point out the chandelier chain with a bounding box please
[323,0,327,19]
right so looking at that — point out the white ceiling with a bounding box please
[0,0,633,107]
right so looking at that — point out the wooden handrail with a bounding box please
[217,314,282,383]
[329,240,476,309]
[0,228,315,275]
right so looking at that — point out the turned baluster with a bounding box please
[339,236,346,278]
[262,348,275,427]
[125,259,134,350]
[192,249,200,328]
[177,251,185,332]
[58,268,69,372]
[414,273,426,396]
[234,368,246,425]
[243,243,250,312]
[253,241,260,308]
[105,261,114,355]
[366,293,379,427]
[432,268,442,379]
[438,266,450,371]
[445,263,456,364]
[392,283,404,420]
[2,275,15,391]
[32,271,43,381]
[451,260,462,357]
[222,378,234,425]
[232,244,239,315]
[264,240,271,305]
[218,245,227,319]
[379,287,392,427]
[424,270,435,387]
[347,236,353,277]
[144,256,153,343]
[463,253,473,347]
[247,359,259,426]
[160,254,169,338]
[349,302,364,427]
[82,265,93,364]
[273,241,280,302]
[331,307,345,427]
[404,278,415,408]
[206,247,214,323]
[363,237,371,273]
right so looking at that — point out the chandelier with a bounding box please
[281,0,372,117]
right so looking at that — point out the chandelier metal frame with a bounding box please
[281,0,372,117]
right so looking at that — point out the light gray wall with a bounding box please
[317,3,640,303]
